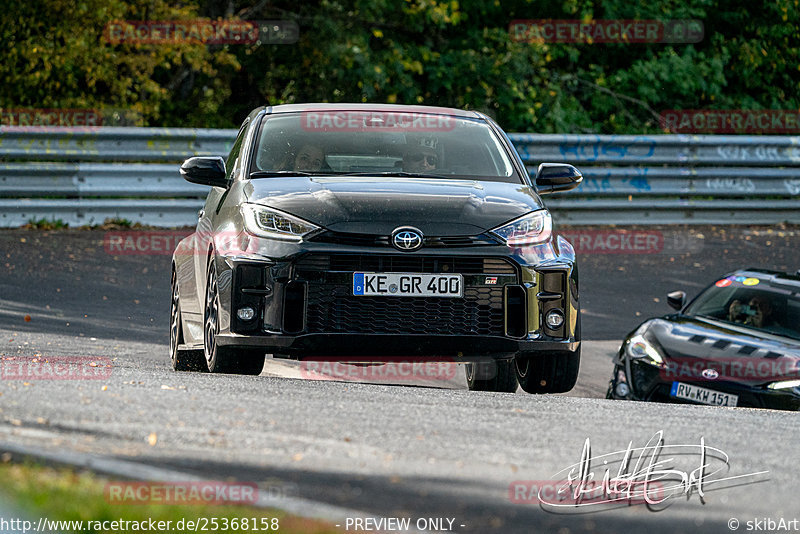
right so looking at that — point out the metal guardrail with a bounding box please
[0,127,230,227]
[0,127,233,162]
[1,127,799,227]
[521,134,800,224]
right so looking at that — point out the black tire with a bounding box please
[465,359,519,393]
[170,268,206,372]
[203,259,265,375]
[515,345,581,394]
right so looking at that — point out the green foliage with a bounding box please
[0,0,239,126]
[25,217,68,229]
[1,0,797,133]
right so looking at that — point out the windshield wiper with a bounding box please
[338,171,445,179]
[249,170,319,178]
[693,314,719,321]
[761,329,800,342]
[694,315,800,341]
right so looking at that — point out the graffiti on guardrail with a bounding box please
[577,168,652,193]
[716,145,784,162]
[784,180,800,195]
[705,177,756,193]
[558,136,657,162]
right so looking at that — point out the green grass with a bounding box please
[96,217,134,228]
[24,217,69,230]
[90,217,142,229]
[0,461,338,534]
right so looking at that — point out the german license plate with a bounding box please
[670,382,738,407]
[353,273,463,297]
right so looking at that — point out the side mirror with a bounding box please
[534,163,583,194]
[667,291,686,311]
[180,156,228,188]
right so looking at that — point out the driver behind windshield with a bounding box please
[403,136,440,173]
[295,144,326,171]
[726,294,797,339]
[728,295,776,328]
[274,143,326,172]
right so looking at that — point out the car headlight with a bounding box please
[626,334,665,367]
[767,379,800,394]
[241,203,320,241]
[490,210,552,246]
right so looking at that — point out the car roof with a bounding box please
[261,103,483,119]
[732,268,800,288]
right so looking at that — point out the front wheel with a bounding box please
[465,359,519,393]
[203,260,265,375]
[515,346,581,394]
[170,268,206,372]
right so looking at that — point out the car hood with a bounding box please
[645,316,800,385]
[243,176,542,235]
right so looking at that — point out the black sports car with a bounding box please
[169,103,583,393]
[607,269,800,410]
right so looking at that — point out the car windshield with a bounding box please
[250,110,521,183]
[685,275,800,340]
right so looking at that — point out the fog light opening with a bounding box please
[545,309,564,329]
[615,382,630,398]
[237,307,255,321]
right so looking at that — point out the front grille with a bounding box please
[305,284,505,335]
[294,253,515,336]
[309,231,496,248]
[630,360,662,398]
[295,254,516,275]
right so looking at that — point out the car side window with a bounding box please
[226,120,249,181]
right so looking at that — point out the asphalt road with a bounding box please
[1,225,799,533]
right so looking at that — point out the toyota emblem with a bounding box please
[701,368,719,380]
[391,227,424,251]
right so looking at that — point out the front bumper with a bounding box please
[215,332,578,359]
[608,360,800,411]
[212,238,578,359]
